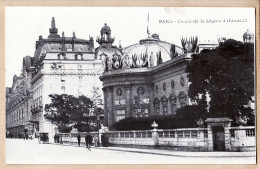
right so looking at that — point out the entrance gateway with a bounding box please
[205,118,232,151]
[212,126,225,151]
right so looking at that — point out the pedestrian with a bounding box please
[77,133,81,146]
[94,135,98,147]
[85,132,93,151]
[54,134,57,143]
[101,134,109,147]
[101,134,104,146]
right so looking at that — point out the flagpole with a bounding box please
[147,12,150,38]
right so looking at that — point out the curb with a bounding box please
[95,147,256,158]
[49,143,256,158]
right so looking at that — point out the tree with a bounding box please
[186,39,254,125]
[90,86,103,111]
[44,94,93,132]
[90,86,104,125]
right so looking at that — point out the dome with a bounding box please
[101,23,111,34]
[243,29,254,43]
[151,33,160,40]
[243,29,254,38]
[121,38,174,68]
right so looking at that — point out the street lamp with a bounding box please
[97,115,100,146]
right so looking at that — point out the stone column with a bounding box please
[149,84,154,116]
[102,87,108,126]
[224,123,231,151]
[107,86,114,130]
[125,84,131,118]
[207,124,213,151]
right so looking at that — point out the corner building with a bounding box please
[6,18,103,138]
[30,18,103,137]
[99,24,195,130]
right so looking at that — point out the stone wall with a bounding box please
[55,126,255,152]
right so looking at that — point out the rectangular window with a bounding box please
[61,86,66,94]
[156,107,160,115]
[116,109,125,122]
[163,106,167,115]
[171,104,177,115]
[78,65,82,71]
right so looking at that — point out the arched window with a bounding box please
[179,91,187,108]
[153,97,160,115]
[169,94,177,115]
[160,96,168,115]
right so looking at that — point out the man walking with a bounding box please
[85,132,93,151]
[77,133,81,146]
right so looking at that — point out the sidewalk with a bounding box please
[50,142,256,158]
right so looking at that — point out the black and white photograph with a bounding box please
[5,7,256,164]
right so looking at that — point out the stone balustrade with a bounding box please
[54,126,255,152]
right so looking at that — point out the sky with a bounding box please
[5,7,255,87]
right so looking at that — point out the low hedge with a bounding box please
[113,105,207,131]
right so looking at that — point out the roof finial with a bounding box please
[49,17,59,37]
[73,31,76,38]
[119,40,122,48]
[147,12,150,38]
[51,17,56,28]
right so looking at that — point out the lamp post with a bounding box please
[97,115,100,146]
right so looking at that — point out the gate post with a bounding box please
[224,122,232,151]
[151,121,159,147]
[207,124,213,151]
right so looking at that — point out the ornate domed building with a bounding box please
[99,24,194,129]
[243,29,254,43]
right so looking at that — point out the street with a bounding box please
[6,139,256,164]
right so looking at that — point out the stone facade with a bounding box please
[99,24,195,130]
[6,56,34,138]
[6,18,103,138]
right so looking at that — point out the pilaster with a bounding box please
[148,84,154,116]
[125,84,131,118]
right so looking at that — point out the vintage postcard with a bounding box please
[4,6,256,164]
